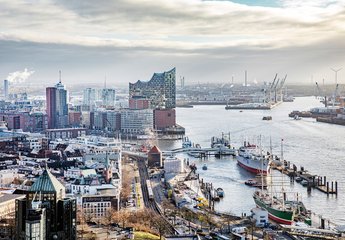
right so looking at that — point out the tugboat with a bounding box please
[245,179,258,186]
[202,164,207,170]
[245,179,267,189]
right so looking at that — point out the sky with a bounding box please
[1,0,345,87]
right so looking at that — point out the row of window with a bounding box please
[83,202,111,208]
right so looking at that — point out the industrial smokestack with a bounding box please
[3,80,8,99]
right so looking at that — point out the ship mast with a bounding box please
[260,135,264,192]
[281,139,285,210]
[270,136,273,203]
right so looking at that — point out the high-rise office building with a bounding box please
[55,80,68,128]
[83,87,116,109]
[46,87,57,129]
[129,68,176,109]
[100,88,116,108]
[3,79,9,100]
[82,88,97,108]
[46,73,69,129]
[15,168,76,240]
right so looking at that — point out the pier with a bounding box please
[274,161,339,195]
[162,147,237,158]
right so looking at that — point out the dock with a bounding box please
[273,161,339,195]
[163,147,237,158]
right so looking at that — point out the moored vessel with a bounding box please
[253,191,295,225]
[236,142,270,174]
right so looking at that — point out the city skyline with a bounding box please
[1,0,345,86]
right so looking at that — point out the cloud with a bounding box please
[0,0,345,51]
[6,68,35,83]
[0,0,345,85]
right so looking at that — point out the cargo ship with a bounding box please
[236,142,270,174]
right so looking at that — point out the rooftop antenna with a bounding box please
[59,70,62,83]
[331,68,342,84]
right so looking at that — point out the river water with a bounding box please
[157,97,345,225]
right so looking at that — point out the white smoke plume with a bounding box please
[7,68,35,83]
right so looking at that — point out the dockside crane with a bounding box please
[267,74,278,103]
[273,78,280,103]
[278,74,287,102]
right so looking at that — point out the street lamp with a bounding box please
[331,68,342,84]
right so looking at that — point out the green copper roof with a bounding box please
[30,169,65,194]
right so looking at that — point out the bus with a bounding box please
[146,179,154,200]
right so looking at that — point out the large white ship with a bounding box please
[236,142,270,174]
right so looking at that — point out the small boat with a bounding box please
[295,177,302,182]
[202,164,207,170]
[262,116,272,121]
[245,179,258,186]
[245,179,267,189]
[301,179,309,186]
[216,188,224,198]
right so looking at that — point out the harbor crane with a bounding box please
[273,78,280,103]
[266,74,278,103]
[277,74,287,102]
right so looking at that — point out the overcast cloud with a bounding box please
[0,0,345,86]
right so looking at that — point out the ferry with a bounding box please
[236,142,270,174]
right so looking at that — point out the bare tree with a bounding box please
[150,215,170,240]
[121,163,132,204]
[114,209,130,228]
